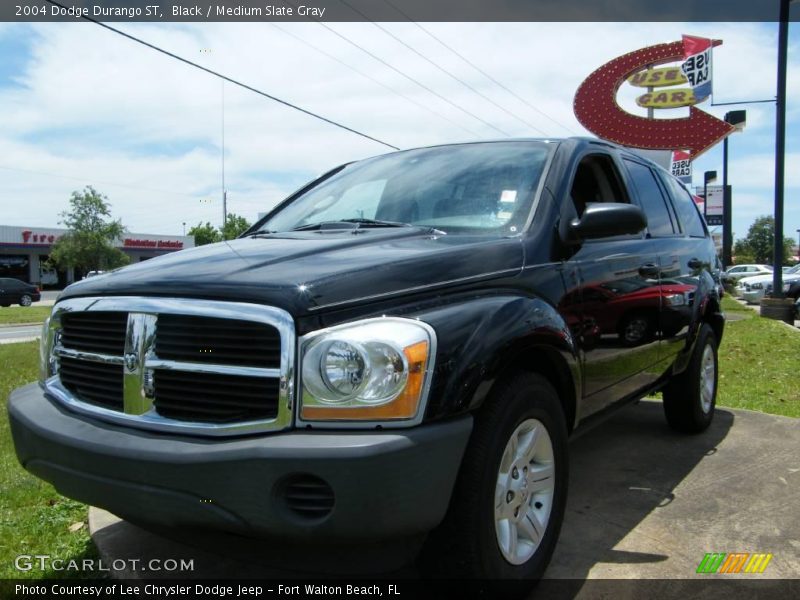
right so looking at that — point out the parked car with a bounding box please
[784,278,800,301]
[723,264,773,287]
[0,278,41,307]
[9,138,724,584]
[740,264,800,304]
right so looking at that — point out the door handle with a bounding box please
[687,257,703,270]
[639,263,659,278]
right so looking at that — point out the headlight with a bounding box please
[783,283,791,293]
[664,293,686,306]
[299,318,435,424]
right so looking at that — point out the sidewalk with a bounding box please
[733,296,800,329]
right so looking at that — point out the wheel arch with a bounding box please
[493,343,579,434]
[413,294,582,433]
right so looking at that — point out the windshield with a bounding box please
[259,142,553,234]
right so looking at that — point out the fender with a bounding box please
[673,270,723,375]
[411,294,581,429]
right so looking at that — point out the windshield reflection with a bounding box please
[261,142,553,234]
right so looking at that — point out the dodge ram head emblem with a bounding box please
[124,352,138,372]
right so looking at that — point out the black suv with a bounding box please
[0,278,41,307]
[9,138,723,582]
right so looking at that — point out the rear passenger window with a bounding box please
[623,160,675,236]
[662,175,706,237]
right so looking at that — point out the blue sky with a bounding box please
[0,21,797,249]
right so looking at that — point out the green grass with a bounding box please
[717,296,799,417]
[0,342,98,579]
[0,306,52,326]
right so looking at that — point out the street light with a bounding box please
[703,170,717,220]
[182,222,186,236]
[722,110,746,268]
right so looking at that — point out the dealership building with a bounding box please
[0,224,194,287]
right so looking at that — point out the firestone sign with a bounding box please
[21,230,60,245]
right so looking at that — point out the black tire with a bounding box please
[663,323,718,433]
[19,295,32,307]
[618,312,656,347]
[422,372,569,581]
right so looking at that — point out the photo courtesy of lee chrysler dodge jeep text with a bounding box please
[9,138,723,585]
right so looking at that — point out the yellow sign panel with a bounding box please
[636,88,700,109]
[627,67,688,88]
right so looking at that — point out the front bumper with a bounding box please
[9,383,472,544]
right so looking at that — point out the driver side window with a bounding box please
[570,154,629,217]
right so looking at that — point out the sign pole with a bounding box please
[722,138,732,268]
[772,0,790,299]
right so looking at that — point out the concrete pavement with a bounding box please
[87,401,799,581]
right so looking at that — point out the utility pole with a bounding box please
[222,81,227,228]
[772,0,790,298]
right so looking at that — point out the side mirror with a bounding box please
[568,202,647,242]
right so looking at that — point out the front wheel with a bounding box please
[423,372,568,580]
[19,295,32,307]
[663,323,718,433]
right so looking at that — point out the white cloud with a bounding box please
[0,21,798,237]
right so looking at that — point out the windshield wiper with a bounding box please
[290,218,411,232]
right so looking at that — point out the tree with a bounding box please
[48,187,129,272]
[188,221,221,246]
[221,213,251,240]
[733,215,795,265]
[188,214,251,246]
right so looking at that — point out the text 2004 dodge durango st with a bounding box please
[9,138,723,583]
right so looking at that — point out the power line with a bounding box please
[338,0,547,136]
[270,23,482,139]
[281,0,510,137]
[380,0,580,136]
[43,0,400,151]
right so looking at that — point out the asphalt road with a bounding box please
[0,324,41,344]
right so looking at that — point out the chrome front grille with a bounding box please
[61,311,128,354]
[153,370,280,423]
[44,297,294,436]
[59,356,124,411]
[155,314,281,368]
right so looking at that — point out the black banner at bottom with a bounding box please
[2,579,799,600]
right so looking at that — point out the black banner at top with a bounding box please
[4,0,799,23]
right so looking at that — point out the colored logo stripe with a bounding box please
[697,553,726,573]
[745,554,773,573]
[697,553,773,574]
[720,553,749,573]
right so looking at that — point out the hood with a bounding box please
[59,228,523,314]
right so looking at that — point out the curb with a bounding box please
[87,508,141,579]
